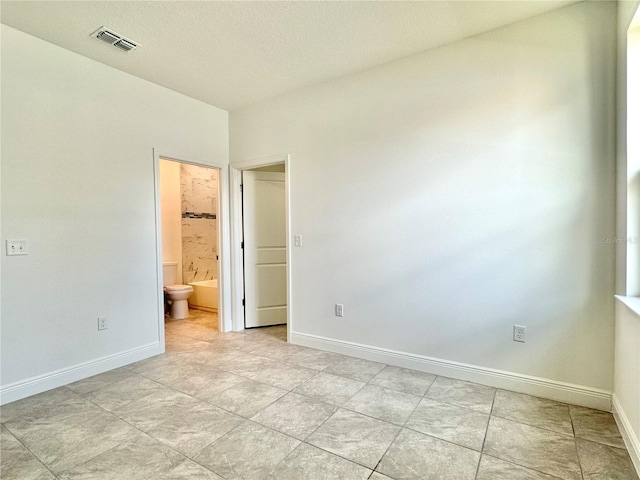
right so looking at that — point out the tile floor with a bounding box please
[1,310,638,480]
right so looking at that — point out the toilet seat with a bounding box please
[164,285,193,292]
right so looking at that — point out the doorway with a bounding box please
[229,154,292,340]
[153,150,230,351]
[242,165,287,328]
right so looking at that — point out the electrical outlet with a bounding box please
[98,316,108,331]
[294,235,303,247]
[6,239,28,256]
[513,325,526,343]
[335,304,344,317]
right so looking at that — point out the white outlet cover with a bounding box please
[6,239,28,256]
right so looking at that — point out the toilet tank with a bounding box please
[162,262,178,287]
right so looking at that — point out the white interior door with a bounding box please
[242,171,287,328]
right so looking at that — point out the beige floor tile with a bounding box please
[306,408,400,469]
[265,443,372,480]
[484,416,582,480]
[83,374,167,411]
[208,379,287,417]
[251,392,337,440]
[377,427,480,480]
[66,368,134,396]
[159,460,224,480]
[58,434,186,480]
[576,438,639,480]
[369,473,394,480]
[570,405,626,449]
[293,372,365,406]
[11,412,140,475]
[138,361,211,386]
[145,403,244,457]
[425,376,496,414]
[323,355,386,382]
[370,365,436,396]
[248,363,316,390]
[218,352,279,377]
[492,390,573,435]
[194,421,299,480]
[113,388,202,431]
[405,397,489,451]
[0,387,79,423]
[477,454,564,479]
[344,384,421,425]
[0,426,56,480]
[171,368,245,401]
[4,396,108,440]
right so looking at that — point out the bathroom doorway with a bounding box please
[154,150,229,351]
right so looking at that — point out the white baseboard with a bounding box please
[613,394,640,476]
[0,342,161,405]
[291,331,612,411]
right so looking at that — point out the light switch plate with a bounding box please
[6,239,28,256]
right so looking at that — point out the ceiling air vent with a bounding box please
[91,27,139,53]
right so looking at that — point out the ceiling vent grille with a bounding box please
[91,27,139,53]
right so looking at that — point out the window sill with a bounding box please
[615,295,640,319]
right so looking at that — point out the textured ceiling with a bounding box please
[1,1,578,111]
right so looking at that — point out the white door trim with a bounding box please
[152,148,232,353]
[229,154,292,339]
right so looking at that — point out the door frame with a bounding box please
[229,154,292,340]
[153,148,232,353]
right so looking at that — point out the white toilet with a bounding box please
[162,262,193,320]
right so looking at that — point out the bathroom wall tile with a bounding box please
[145,403,245,457]
[405,397,489,451]
[306,409,400,469]
[194,422,299,480]
[0,387,80,423]
[570,405,626,449]
[576,438,639,480]
[378,428,480,480]
[181,164,218,284]
[265,443,372,480]
[492,390,573,435]
[370,365,436,396]
[425,376,496,414]
[251,392,337,440]
[293,372,365,406]
[484,416,582,480]
[344,384,421,426]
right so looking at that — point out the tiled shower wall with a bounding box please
[181,164,218,283]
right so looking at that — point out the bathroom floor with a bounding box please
[1,310,637,480]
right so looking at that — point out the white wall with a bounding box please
[231,2,617,401]
[0,25,228,402]
[614,0,640,473]
[159,160,183,284]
